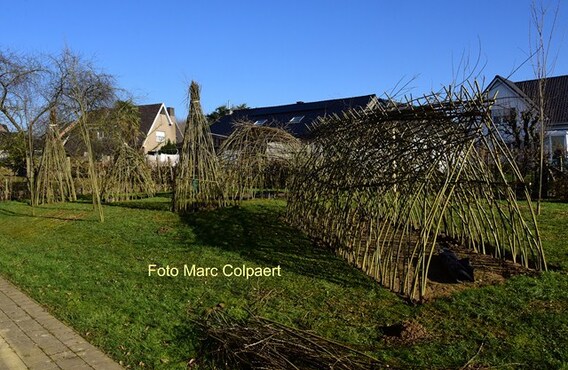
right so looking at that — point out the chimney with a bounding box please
[166,107,175,118]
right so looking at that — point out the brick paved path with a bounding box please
[0,276,122,369]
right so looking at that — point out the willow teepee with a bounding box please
[173,82,222,212]
[102,101,156,201]
[35,109,77,204]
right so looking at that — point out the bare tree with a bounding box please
[530,0,560,214]
[0,49,62,211]
[0,48,116,219]
[56,48,116,221]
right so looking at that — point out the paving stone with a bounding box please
[56,356,92,370]
[0,335,28,370]
[0,276,122,369]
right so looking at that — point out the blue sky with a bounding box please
[2,0,566,117]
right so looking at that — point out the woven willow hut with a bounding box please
[218,122,302,202]
[173,82,222,212]
[287,84,546,301]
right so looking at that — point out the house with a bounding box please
[485,74,568,159]
[137,103,181,154]
[0,124,8,134]
[209,94,379,148]
[63,103,181,158]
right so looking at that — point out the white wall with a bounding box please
[487,79,568,160]
[146,153,179,166]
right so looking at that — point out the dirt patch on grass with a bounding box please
[380,320,429,344]
[423,237,538,301]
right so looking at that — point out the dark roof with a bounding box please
[0,124,8,133]
[512,75,568,124]
[210,94,377,139]
[137,103,163,136]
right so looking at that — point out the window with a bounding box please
[289,116,305,124]
[156,131,166,143]
[492,108,517,124]
[254,119,267,126]
[551,135,566,153]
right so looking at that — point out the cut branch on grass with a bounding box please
[197,308,383,369]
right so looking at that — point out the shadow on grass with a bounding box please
[0,203,92,222]
[104,200,172,212]
[103,194,173,212]
[180,203,376,289]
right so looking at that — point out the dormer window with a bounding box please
[289,116,305,124]
[254,119,267,126]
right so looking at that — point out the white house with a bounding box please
[485,75,568,160]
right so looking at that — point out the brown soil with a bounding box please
[380,320,430,344]
[422,240,537,301]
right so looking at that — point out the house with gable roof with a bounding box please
[64,103,181,158]
[485,74,568,160]
[137,103,181,154]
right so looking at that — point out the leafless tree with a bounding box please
[0,48,116,219]
[56,48,116,221]
[530,0,560,214]
[0,49,61,210]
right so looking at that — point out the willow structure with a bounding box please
[219,122,302,202]
[287,84,546,301]
[101,101,156,202]
[173,82,222,212]
[102,144,156,202]
[35,111,77,204]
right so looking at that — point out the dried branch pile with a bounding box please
[219,122,302,202]
[198,308,380,369]
[35,111,76,204]
[287,84,546,301]
[173,82,223,212]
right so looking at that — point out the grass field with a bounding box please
[0,198,567,369]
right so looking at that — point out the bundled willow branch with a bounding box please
[198,308,382,369]
[218,122,302,202]
[102,144,156,202]
[287,83,546,301]
[35,110,76,204]
[173,82,223,212]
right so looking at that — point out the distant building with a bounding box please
[209,95,379,148]
[64,103,181,157]
[137,104,181,154]
[485,74,568,158]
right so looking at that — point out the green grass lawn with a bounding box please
[0,198,567,369]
